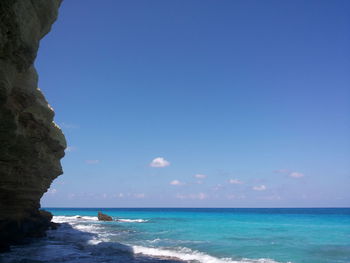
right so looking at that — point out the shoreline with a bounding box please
[0,221,186,263]
[2,209,349,263]
[0,214,247,263]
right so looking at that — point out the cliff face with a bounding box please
[0,0,65,251]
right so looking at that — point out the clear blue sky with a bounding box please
[40,0,350,207]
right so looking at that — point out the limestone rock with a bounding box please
[98,212,113,221]
[0,0,65,252]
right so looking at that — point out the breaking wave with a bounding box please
[0,215,287,263]
[132,245,283,263]
[117,218,148,223]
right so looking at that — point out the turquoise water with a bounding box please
[2,208,350,263]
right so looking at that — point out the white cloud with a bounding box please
[65,146,77,152]
[170,180,184,186]
[229,179,243,184]
[289,172,304,178]
[47,188,57,195]
[253,185,267,191]
[175,192,207,200]
[134,193,146,199]
[85,160,99,164]
[149,157,170,168]
[194,174,207,179]
[197,193,207,200]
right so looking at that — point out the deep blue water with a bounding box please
[1,208,350,263]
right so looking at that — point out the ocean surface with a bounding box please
[1,208,350,263]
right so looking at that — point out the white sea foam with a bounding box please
[74,223,101,233]
[0,215,287,263]
[51,216,284,263]
[80,216,99,221]
[52,215,98,223]
[117,218,148,223]
[148,238,162,243]
[133,245,282,263]
[53,215,148,224]
[147,238,207,245]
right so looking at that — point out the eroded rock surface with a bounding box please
[98,212,113,221]
[0,0,65,252]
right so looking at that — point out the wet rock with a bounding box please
[98,212,113,221]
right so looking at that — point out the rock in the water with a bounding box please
[98,212,113,221]
[0,0,65,252]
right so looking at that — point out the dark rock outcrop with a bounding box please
[0,0,65,252]
[98,212,113,221]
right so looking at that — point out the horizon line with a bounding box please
[42,206,350,209]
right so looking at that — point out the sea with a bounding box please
[1,208,349,263]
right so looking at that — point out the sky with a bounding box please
[39,0,350,208]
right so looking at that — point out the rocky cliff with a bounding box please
[0,0,65,252]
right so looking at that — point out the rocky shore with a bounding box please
[0,0,66,252]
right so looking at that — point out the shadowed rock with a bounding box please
[0,223,185,262]
[98,212,113,221]
[0,0,65,252]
